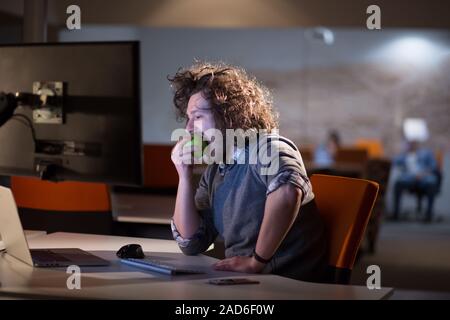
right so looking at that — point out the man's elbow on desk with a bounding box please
[175,237,212,256]
[179,244,202,256]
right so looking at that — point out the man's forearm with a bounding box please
[254,184,302,261]
[173,178,201,238]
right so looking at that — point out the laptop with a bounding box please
[0,186,109,267]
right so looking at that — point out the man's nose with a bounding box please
[186,118,194,131]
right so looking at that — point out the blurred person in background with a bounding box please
[392,140,439,223]
[313,130,341,168]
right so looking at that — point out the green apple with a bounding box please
[185,133,207,158]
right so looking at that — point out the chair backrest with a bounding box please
[310,174,379,284]
[365,158,392,196]
[299,144,314,162]
[143,144,178,189]
[355,139,384,158]
[335,147,369,165]
[11,176,111,211]
[435,149,444,171]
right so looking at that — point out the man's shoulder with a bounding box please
[249,133,299,152]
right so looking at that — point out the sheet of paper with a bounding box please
[82,272,156,280]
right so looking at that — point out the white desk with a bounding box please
[0,232,393,300]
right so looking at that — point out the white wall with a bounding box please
[57,27,450,218]
[59,26,450,145]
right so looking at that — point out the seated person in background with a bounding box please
[168,62,328,282]
[392,140,439,222]
[313,130,341,168]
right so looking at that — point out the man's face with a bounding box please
[186,91,216,141]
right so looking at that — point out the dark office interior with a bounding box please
[0,0,449,302]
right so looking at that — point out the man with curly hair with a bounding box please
[168,62,328,282]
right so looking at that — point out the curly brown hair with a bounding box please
[168,62,279,133]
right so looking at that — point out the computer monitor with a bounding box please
[0,42,142,185]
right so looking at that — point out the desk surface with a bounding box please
[111,193,174,224]
[0,232,393,300]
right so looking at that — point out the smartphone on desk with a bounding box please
[208,278,260,285]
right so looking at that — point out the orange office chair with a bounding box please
[11,176,111,211]
[355,139,385,158]
[10,176,112,234]
[310,174,379,284]
[143,144,178,189]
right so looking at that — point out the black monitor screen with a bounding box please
[0,42,142,186]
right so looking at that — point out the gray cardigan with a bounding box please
[171,134,328,281]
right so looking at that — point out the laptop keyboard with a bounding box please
[121,257,205,275]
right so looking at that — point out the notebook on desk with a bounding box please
[0,186,109,267]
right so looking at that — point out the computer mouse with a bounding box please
[116,244,145,259]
